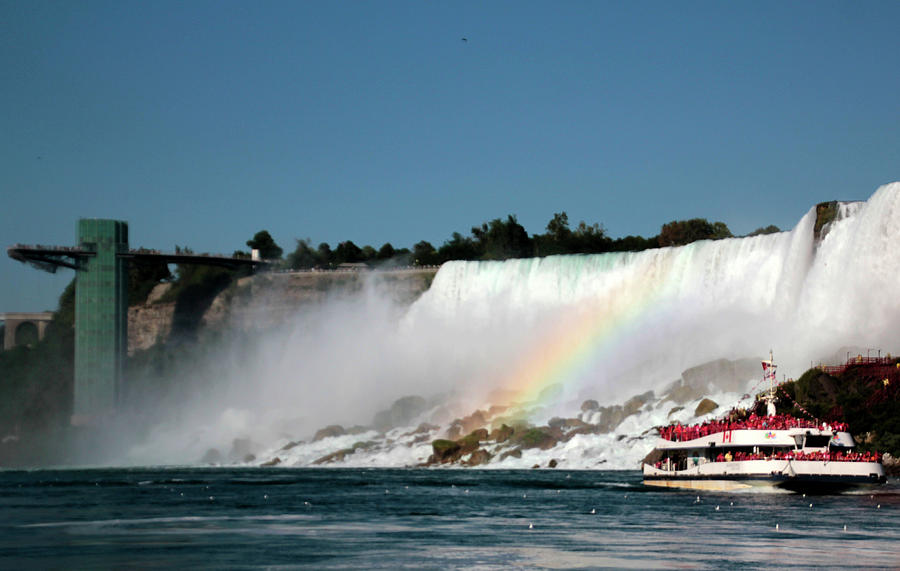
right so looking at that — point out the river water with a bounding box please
[1,468,897,569]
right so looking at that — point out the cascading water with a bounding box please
[125,183,900,468]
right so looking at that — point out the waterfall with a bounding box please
[405,182,900,410]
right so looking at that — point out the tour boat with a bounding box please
[642,355,887,493]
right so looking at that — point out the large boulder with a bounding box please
[581,399,600,413]
[371,395,429,432]
[694,398,719,416]
[465,449,492,467]
[430,439,462,464]
[313,425,346,441]
[623,391,655,416]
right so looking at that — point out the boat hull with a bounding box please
[642,459,886,493]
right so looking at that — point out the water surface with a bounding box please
[1,468,897,569]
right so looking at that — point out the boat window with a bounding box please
[803,435,831,448]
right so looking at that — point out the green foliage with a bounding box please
[748,225,780,236]
[334,240,363,265]
[246,230,283,260]
[412,241,438,266]
[128,256,172,305]
[471,215,532,260]
[437,232,480,262]
[658,218,732,247]
[779,362,900,457]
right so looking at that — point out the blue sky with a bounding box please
[2,0,898,312]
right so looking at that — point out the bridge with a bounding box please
[8,219,268,426]
[0,311,55,350]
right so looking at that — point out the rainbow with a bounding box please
[492,266,672,408]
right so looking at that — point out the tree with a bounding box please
[286,239,319,269]
[471,215,532,260]
[437,232,480,262]
[334,240,363,265]
[412,240,438,266]
[246,230,283,260]
[376,243,396,260]
[317,243,334,268]
[570,220,610,253]
[748,225,780,236]
[657,219,732,247]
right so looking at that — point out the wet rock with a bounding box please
[313,448,352,465]
[531,464,540,469]
[694,398,719,416]
[372,395,428,432]
[201,448,223,464]
[490,424,515,443]
[465,449,492,467]
[430,439,462,464]
[499,448,522,461]
[279,441,302,451]
[230,438,260,461]
[313,425,346,442]
[260,457,281,467]
[550,417,590,432]
[581,399,600,413]
[548,459,558,468]
[623,390,655,416]
[412,423,440,435]
[346,425,369,435]
[513,427,560,450]
[667,406,684,418]
[680,358,762,395]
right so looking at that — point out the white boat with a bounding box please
[642,354,887,493]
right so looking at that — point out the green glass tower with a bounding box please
[73,219,129,425]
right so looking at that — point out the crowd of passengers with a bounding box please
[652,449,880,469]
[657,411,849,442]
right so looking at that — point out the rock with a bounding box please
[412,423,439,435]
[499,448,522,461]
[667,406,684,418]
[513,427,560,450]
[581,399,600,413]
[230,438,259,461]
[430,439,462,464]
[313,425,346,442]
[280,440,302,451]
[371,395,429,432]
[465,449,492,467]
[346,425,369,435]
[260,457,281,467]
[694,398,719,416]
[550,417,590,432]
[623,390,655,416]
[681,358,762,395]
[313,448,352,465]
[548,459,558,468]
[490,424,515,443]
[531,464,540,469]
[201,448,222,464]
[457,429,488,455]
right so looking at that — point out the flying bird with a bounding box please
[461,37,468,43]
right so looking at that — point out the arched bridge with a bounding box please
[0,311,55,350]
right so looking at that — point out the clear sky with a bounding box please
[2,0,898,312]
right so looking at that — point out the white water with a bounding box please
[125,183,900,468]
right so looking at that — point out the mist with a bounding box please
[107,182,900,467]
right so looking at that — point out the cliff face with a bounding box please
[127,269,438,352]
